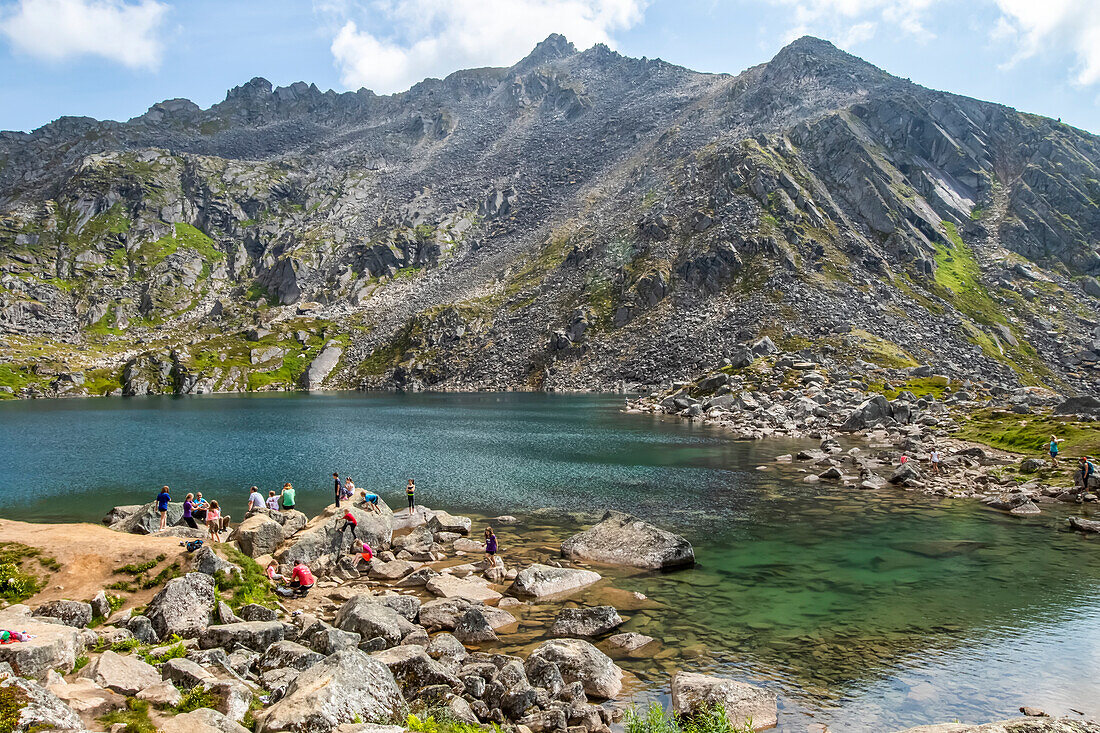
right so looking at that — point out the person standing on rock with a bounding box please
[156,486,171,530]
[206,501,224,542]
[182,493,199,530]
[406,479,416,515]
[1078,456,1095,491]
[333,472,342,507]
[280,483,295,510]
[484,527,498,566]
[1049,436,1063,466]
[337,507,358,538]
[929,448,941,475]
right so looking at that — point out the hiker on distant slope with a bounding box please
[1049,435,1063,466]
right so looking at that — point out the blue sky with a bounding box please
[2,0,1100,134]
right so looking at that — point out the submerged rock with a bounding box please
[550,606,624,638]
[560,510,694,569]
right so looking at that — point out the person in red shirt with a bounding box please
[287,562,315,597]
[337,508,358,536]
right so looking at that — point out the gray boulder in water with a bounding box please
[525,638,623,700]
[508,564,602,598]
[560,510,695,570]
[670,671,778,731]
[255,648,404,732]
[550,605,624,638]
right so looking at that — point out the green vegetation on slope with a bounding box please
[958,408,1100,458]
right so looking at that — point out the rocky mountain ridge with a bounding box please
[2,35,1099,398]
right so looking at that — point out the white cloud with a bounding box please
[321,0,648,94]
[766,0,942,48]
[991,0,1100,85]
[0,0,167,69]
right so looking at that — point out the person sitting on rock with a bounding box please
[341,477,356,501]
[279,483,295,511]
[359,489,381,513]
[352,540,374,568]
[247,486,265,513]
[265,560,284,583]
[192,493,209,521]
[266,490,280,511]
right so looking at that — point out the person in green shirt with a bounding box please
[280,483,296,510]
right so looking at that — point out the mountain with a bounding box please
[2,35,1099,398]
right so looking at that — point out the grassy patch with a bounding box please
[958,408,1100,457]
[172,223,224,261]
[867,376,953,400]
[99,698,156,733]
[173,685,216,714]
[0,543,58,602]
[846,329,918,369]
[213,546,278,610]
[144,641,186,665]
[624,702,756,733]
[391,266,423,281]
[933,222,1004,327]
[503,227,577,299]
[72,655,89,674]
[111,637,143,654]
[406,712,501,733]
[117,555,167,575]
[0,683,29,733]
[0,365,33,395]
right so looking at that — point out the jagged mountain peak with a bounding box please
[520,33,579,67]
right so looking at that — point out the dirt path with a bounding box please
[0,519,187,606]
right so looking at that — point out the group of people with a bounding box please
[332,472,417,515]
[156,487,230,541]
[1048,436,1097,492]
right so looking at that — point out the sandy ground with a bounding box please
[0,519,189,607]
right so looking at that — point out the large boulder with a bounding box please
[427,511,472,535]
[370,645,462,698]
[162,657,218,688]
[560,511,695,570]
[1069,516,1100,533]
[453,607,499,644]
[259,641,324,674]
[278,506,393,568]
[509,564,602,598]
[0,606,84,680]
[256,649,404,732]
[550,606,624,638]
[0,673,84,732]
[79,649,161,695]
[200,621,286,651]
[425,574,502,602]
[192,546,243,579]
[839,395,892,432]
[111,500,184,534]
[418,598,514,632]
[33,599,93,628]
[50,675,128,717]
[525,639,623,699]
[334,596,417,647]
[146,572,217,640]
[162,707,253,733]
[670,671,778,732]
[102,504,143,526]
[235,514,286,558]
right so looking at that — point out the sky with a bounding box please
[2,0,1100,134]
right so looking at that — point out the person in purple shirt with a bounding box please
[182,493,198,529]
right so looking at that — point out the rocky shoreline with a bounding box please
[628,339,1100,532]
[0,498,1095,732]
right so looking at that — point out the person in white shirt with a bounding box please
[247,486,265,512]
[930,449,941,474]
[266,490,280,511]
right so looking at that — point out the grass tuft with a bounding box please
[99,698,156,733]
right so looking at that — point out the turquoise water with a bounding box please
[1,392,1099,731]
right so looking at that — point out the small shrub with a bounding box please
[173,685,216,714]
[107,594,126,613]
[0,683,29,733]
[110,638,142,654]
[144,642,186,665]
[117,555,167,576]
[99,698,156,733]
[406,711,501,733]
[624,703,755,733]
[72,656,89,674]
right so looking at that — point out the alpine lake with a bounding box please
[2,392,1098,732]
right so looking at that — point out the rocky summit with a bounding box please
[2,34,1099,398]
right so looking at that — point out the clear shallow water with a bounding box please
[1,392,1099,731]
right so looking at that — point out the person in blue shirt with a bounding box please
[156,486,171,531]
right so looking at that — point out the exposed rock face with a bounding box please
[560,511,695,570]
[109,501,184,534]
[371,645,462,698]
[256,649,404,733]
[200,621,286,651]
[0,606,84,680]
[526,639,623,699]
[509,564,602,598]
[334,595,417,647]
[4,35,1099,400]
[146,572,218,640]
[33,599,93,628]
[670,672,778,732]
[162,707,253,733]
[277,506,393,569]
